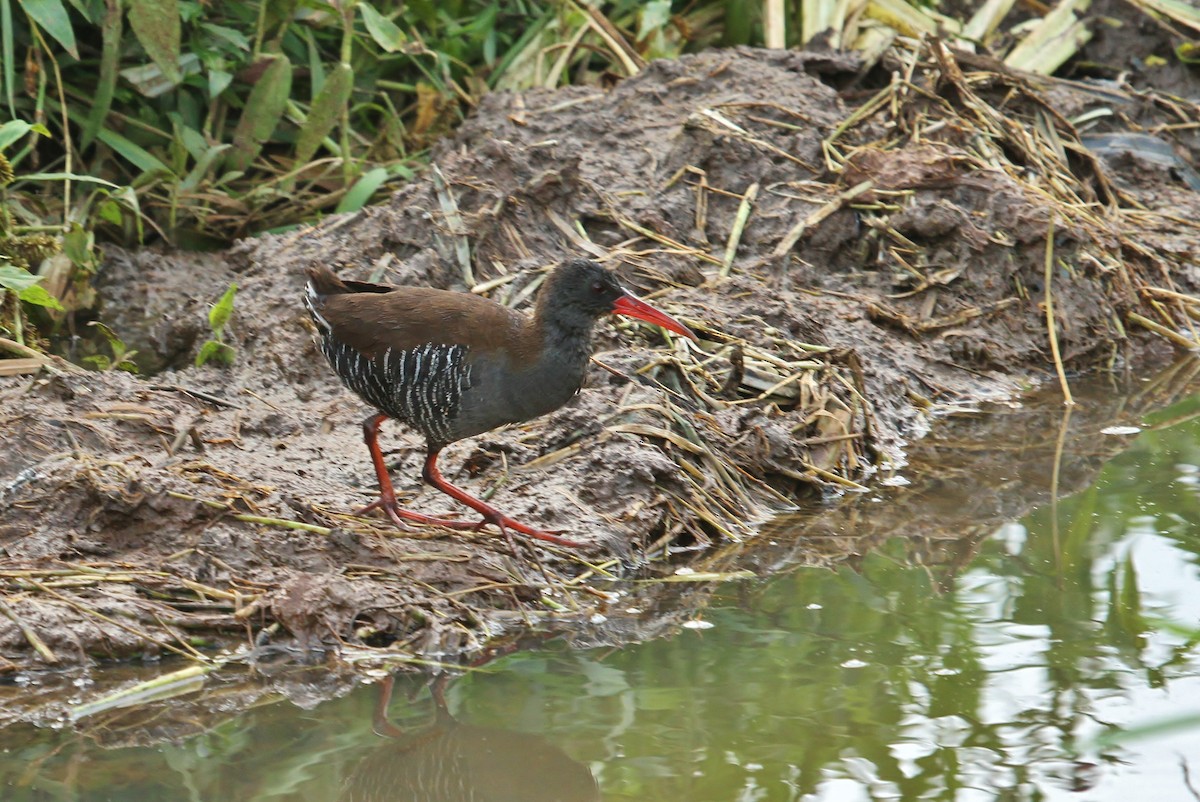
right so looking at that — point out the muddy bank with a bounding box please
[2,358,1196,736]
[2,44,1200,670]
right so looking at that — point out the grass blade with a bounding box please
[1005,0,1092,75]
[97,126,171,174]
[179,142,229,191]
[70,664,216,721]
[1089,712,1200,749]
[294,61,352,164]
[21,170,122,188]
[336,165,387,213]
[1127,0,1200,33]
[126,0,181,83]
[226,54,292,173]
[19,0,78,58]
[81,0,122,148]
[962,0,1018,43]
[1,0,14,114]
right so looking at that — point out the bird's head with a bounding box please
[548,259,696,340]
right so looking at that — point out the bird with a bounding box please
[340,673,600,802]
[338,672,600,797]
[304,258,695,546]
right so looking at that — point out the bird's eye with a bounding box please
[591,281,605,294]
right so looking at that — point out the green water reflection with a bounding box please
[5,380,1200,800]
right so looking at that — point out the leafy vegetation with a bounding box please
[2,0,747,254]
[81,319,138,370]
[195,282,237,366]
[0,0,772,351]
[1,0,1197,356]
[0,134,64,348]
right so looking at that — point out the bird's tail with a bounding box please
[305,266,395,334]
[304,266,344,335]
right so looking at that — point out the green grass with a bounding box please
[0,0,766,347]
[2,0,756,251]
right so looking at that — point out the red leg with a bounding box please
[422,448,583,548]
[354,414,479,531]
[371,674,406,739]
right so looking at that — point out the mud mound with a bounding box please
[2,45,1199,669]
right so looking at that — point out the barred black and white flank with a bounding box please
[305,275,472,446]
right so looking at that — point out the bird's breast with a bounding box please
[447,348,588,441]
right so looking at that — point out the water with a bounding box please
[4,368,1200,800]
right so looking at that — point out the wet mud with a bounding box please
[2,358,1195,741]
[2,45,1200,677]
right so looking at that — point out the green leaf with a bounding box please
[172,119,207,160]
[0,119,50,150]
[335,166,388,214]
[176,0,198,22]
[0,120,30,151]
[225,55,292,173]
[294,62,352,165]
[637,0,672,40]
[0,263,43,292]
[119,51,199,98]
[23,171,123,188]
[195,339,220,366]
[359,2,406,53]
[207,282,237,333]
[20,0,79,58]
[62,0,92,22]
[195,339,235,367]
[126,0,181,84]
[304,27,324,94]
[215,342,235,365]
[96,127,171,175]
[81,0,121,148]
[82,354,112,370]
[97,197,123,226]
[208,68,232,98]
[198,22,248,51]
[111,185,143,241]
[18,282,64,309]
[179,142,229,191]
[2,0,16,114]
[88,321,127,360]
[62,223,92,266]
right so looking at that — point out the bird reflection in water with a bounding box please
[340,672,600,802]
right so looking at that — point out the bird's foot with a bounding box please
[355,498,480,531]
[473,512,583,548]
[352,497,581,546]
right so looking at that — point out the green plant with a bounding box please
[82,320,138,371]
[195,282,237,367]
[0,131,66,346]
[4,1,746,249]
[0,259,62,311]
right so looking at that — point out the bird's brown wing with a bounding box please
[318,284,537,364]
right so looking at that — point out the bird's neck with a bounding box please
[495,303,596,420]
[528,302,596,386]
